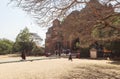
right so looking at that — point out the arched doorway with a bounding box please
[55,41,62,56]
[72,38,80,51]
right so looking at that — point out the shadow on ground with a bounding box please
[108,60,120,65]
[0,57,57,64]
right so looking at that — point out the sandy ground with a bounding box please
[0,57,120,79]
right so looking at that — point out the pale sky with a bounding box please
[0,0,47,44]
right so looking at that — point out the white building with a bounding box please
[30,33,43,47]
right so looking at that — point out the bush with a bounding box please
[103,40,120,57]
[30,46,45,56]
[0,39,14,55]
[103,40,120,51]
[80,47,90,58]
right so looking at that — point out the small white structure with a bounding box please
[90,48,97,58]
[30,33,43,47]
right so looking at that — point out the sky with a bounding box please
[0,0,47,44]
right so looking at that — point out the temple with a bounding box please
[45,0,114,56]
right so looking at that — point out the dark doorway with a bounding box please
[72,38,80,51]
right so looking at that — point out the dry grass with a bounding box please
[0,57,120,79]
[62,59,120,79]
[0,58,76,79]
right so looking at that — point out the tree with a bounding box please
[0,39,14,55]
[10,0,86,26]
[13,27,34,59]
[11,0,120,46]
[60,0,120,46]
[10,0,120,26]
[92,14,120,41]
[31,46,44,56]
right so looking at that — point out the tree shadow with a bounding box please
[0,57,57,64]
[108,60,120,65]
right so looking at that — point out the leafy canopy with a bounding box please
[0,39,14,54]
[13,27,34,53]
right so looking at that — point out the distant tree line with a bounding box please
[0,27,44,56]
[0,39,13,55]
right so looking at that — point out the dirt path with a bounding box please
[0,58,120,79]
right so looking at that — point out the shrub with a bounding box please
[80,47,90,58]
[30,46,45,56]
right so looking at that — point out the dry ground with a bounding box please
[0,57,120,79]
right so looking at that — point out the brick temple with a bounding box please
[45,0,114,54]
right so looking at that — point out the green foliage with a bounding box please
[111,41,120,50]
[16,27,31,42]
[30,46,44,56]
[92,18,120,40]
[91,14,120,43]
[76,42,80,48]
[13,27,33,53]
[112,16,120,25]
[103,42,112,50]
[103,40,120,52]
[0,39,14,55]
[92,27,113,39]
[92,27,103,38]
[80,47,90,58]
[13,27,44,56]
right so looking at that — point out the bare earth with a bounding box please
[0,57,120,79]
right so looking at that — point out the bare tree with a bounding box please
[9,0,88,26]
[10,0,120,25]
[58,0,120,45]
[10,0,120,27]
[10,0,120,47]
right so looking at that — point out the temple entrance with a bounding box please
[72,38,80,51]
[55,41,62,56]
